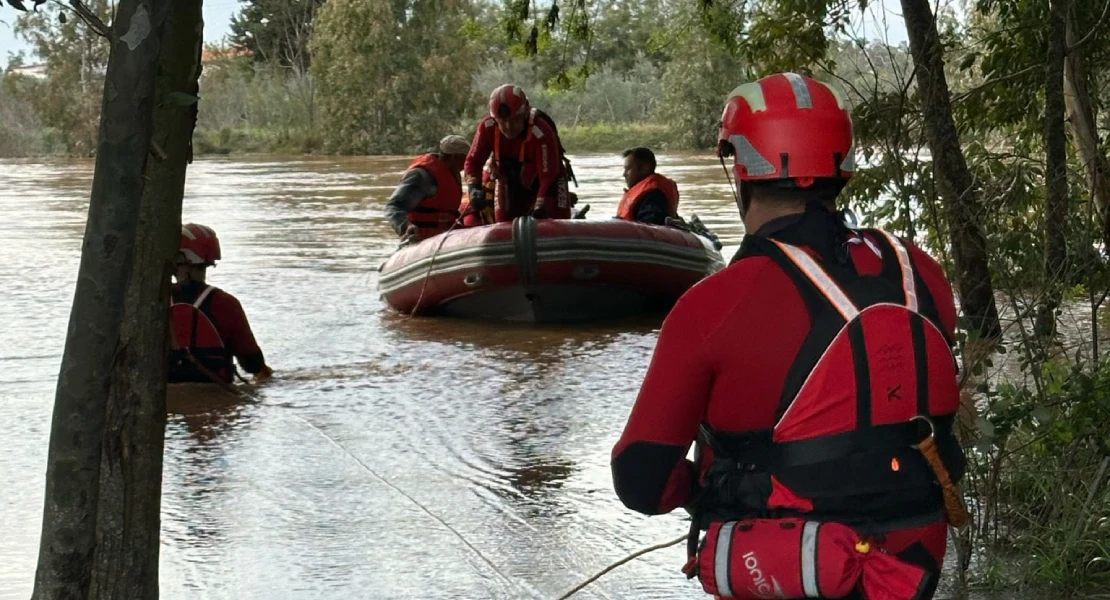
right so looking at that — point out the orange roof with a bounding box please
[201,46,253,63]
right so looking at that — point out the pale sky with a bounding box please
[0,0,913,70]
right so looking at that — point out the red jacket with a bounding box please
[611,213,959,564]
[464,112,565,211]
[172,283,266,375]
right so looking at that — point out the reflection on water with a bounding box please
[0,154,1016,599]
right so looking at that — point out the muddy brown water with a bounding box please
[0,154,1035,599]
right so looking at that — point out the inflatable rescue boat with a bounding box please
[377,216,726,322]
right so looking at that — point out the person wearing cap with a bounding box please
[459,84,572,224]
[384,134,470,243]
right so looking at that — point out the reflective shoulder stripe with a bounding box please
[193,285,217,309]
[771,240,859,321]
[847,233,881,258]
[874,230,918,313]
[801,521,820,597]
[714,522,735,597]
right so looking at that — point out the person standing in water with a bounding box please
[170,223,272,384]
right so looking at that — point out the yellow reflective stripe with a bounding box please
[875,230,919,312]
[772,241,859,321]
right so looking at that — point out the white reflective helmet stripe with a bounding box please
[729,134,776,177]
[713,522,735,597]
[801,521,821,597]
[181,226,196,240]
[782,72,813,109]
[772,240,860,321]
[180,248,204,264]
[817,79,848,109]
[875,229,919,312]
[726,82,768,112]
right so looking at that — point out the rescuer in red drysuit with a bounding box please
[170,223,272,384]
[459,84,572,225]
[610,73,967,600]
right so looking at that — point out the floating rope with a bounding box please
[551,534,687,600]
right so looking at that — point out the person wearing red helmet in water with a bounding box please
[610,73,967,600]
[459,84,573,224]
[169,223,272,384]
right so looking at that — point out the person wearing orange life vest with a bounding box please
[459,84,572,225]
[615,146,679,225]
[170,224,272,384]
[384,135,470,244]
[610,73,966,600]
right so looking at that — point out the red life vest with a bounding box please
[694,227,962,529]
[169,285,233,383]
[406,153,462,238]
[682,228,962,599]
[615,173,680,221]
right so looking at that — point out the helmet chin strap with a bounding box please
[717,152,744,218]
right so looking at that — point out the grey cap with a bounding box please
[439,135,471,156]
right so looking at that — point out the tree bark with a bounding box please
[32,1,168,598]
[89,1,203,598]
[899,0,1002,340]
[1036,0,1070,338]
[1063,4,1110,251]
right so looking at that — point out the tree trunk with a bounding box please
[89,1,203,598]
[1036,0,1070,338]
[1063,5,1110,251]
[899,0,1002,341]
[31,1,167,599]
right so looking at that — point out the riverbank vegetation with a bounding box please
[2,0,1109,597]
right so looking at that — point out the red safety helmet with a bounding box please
[717,72,855,186]
[179,223,221,265]
[489,84,529,120]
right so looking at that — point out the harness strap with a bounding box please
[193,284,216,309]
[699,420,939,469]
[770,239,860,321]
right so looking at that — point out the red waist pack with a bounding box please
[695,518,935,600]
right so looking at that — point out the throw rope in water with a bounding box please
[552,534,687,600]
[174,361,530,596]
[406,209,475,319]
[288,414,530,595]
[172,314,679,594]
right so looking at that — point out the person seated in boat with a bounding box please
[615,146,679,226]
[610,73,966,600]
[170,224,272,385]
[458,84,573,225]
[384,134,471,244]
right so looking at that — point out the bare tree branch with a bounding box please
[67,0,110,37]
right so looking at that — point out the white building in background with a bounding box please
[4,63,47,79]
